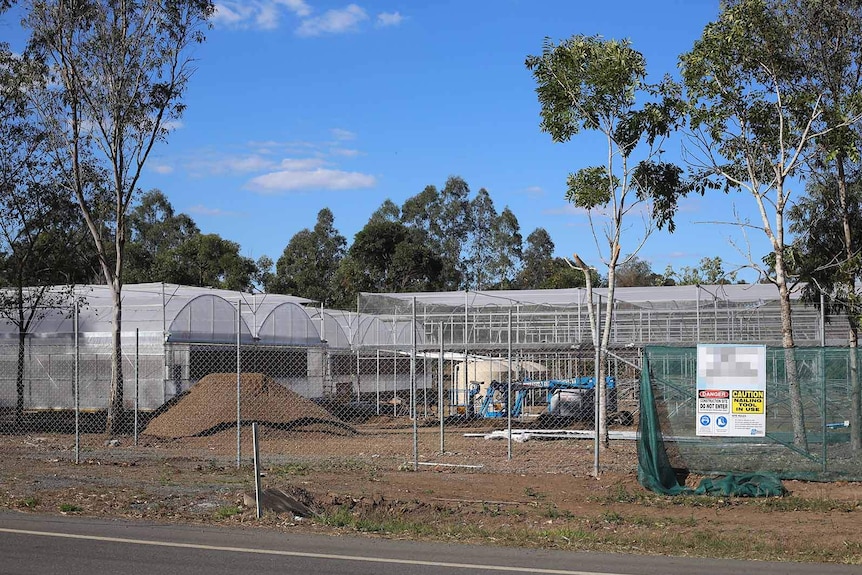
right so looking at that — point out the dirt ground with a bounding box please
[1,426,861,565]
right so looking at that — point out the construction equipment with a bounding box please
[471,376,617,420]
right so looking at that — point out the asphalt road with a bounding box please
[0,511,857,575]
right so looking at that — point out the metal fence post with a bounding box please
[74,300,80,465]
[412,297,418,471]
[134,328,139,446]
[507,309,513,461]
[236,300,242,469]
[439,322,444,454]
[594,295,601,478]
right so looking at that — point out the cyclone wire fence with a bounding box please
[641,346,862,485]
[0,299,640,475]
[356,293,642,474]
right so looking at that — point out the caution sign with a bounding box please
[732,390,764,414]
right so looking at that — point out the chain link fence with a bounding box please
[640,346,862,485]
[0,302,641,474]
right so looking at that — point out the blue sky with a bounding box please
[6,1,780,283]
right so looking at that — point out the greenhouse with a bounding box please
[0,281,850,418]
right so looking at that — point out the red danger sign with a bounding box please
[698,389,730,399]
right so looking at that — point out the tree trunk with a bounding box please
[777,271,807,450]
[849,325,860,453]
[105,278,124,435]
[837,156,862,452]
[15,330,26,428]
[599,244,621,449]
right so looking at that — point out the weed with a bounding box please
[320,506,354,527]
[59,503,81,513]
[213,505,241,519]
[601,510,624,524]
[20,496,39,508]
[543,505,574,519]
[524,486,546,500]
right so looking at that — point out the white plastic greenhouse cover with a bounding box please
[306,309,351,348]
[0,283,318,345]
[361,283,803,309]
[257,302,323,346]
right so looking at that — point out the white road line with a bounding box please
[0,526,632,575]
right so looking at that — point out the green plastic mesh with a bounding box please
[638,346,862,495]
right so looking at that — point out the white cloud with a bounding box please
[212,3,253,26]
[246,168,376,192]
[186,153,276,176]
[161,120,184,132]
[524,186,544,197]
[296,4,368,37]
[151,164,174,175]
[331,128,356,141]
[330,147,360,157]
[278,157,326,170]
[187,204,244,217]
[214,0,312,30]
[543,204,589,216]
[376,11,403,27]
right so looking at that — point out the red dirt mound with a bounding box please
[143,373,353,438]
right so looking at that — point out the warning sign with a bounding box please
[696,345,766,437]
[732,390,764,414]
[697,390,729,413]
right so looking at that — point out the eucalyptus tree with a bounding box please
[0,43,91,425]
[270,208,346,304]
[785,0,862,453]
[680,0,862,449]
[490,207,523,289]
[465,188,497,290]
[672,256,738,286]
[790,173,862,451]
[333,219,444,308]
[368,198,401,224]
[527,35,689,446]
[613,257,662,287]
[24,0,214,433]
[124,190,200,284]
[518,228,556,289]
[401,177,472,289]
[167,233,256,292]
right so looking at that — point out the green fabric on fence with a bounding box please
[693,473,786,497]
[637,355,688,495]
[637,350,786,497]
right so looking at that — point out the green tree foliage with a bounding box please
[614,256,664,287]
[782,0,862,453]
[368,198,401,224]
[269,208,346,304]
[518,228,556,289]
[333,220,444,309]
[790,172,862,451]
[24,0,214,433]
[124,190,200,284]
[400,177,471,289]
[0,42,92,424]
[490,207,523,289]
[464,189,497,290]
[668,256,738,285]
[544,258,602,289]
[527,34,688,446]
[164,234,255,291]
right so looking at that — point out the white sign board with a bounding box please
[696,344,766,437]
